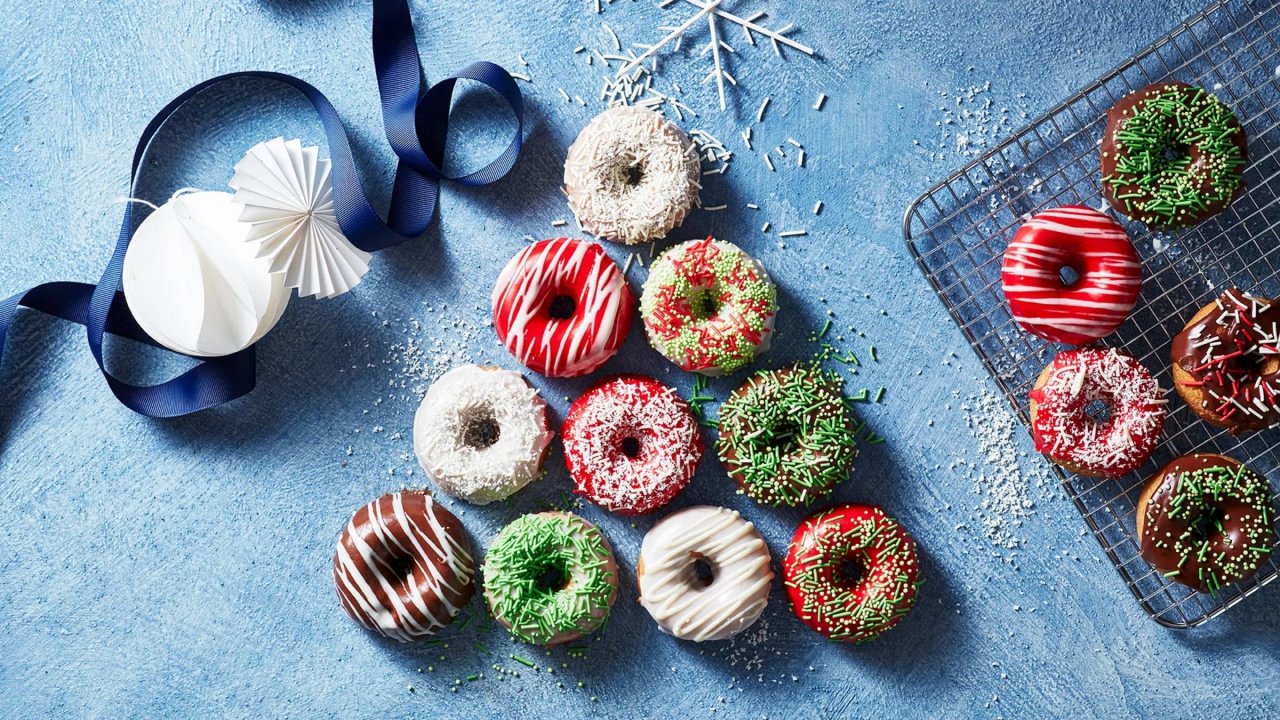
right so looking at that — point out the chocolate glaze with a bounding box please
[1138,454,1275,593]
[1099,81,1247,227]
[1171,288,1280,431]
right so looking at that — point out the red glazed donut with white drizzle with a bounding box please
[1028,347,1167,477]
[1001,205,1141,345]
[492,238,634,378]
[562,375,703,515]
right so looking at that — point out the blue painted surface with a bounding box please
[2,1,1278,718]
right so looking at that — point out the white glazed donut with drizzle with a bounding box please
[637,505,773,642]
[491,237,634,378]
[333,490,476,642]
[564,105,702,245]
[414,364,554,504]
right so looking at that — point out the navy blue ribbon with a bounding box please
[0,0,523,418]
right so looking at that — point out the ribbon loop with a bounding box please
[0,0,523,419]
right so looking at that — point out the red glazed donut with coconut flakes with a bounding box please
[562,375,703,515]
[1028,347,1167,477]
[783,504,922,644]
[492,238,634,378]
[1001,205,1142,345]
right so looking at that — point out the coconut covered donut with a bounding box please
[564,105,701,245]
[637,505,773,642]
[413,364,553,505]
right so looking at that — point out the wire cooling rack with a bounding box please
[904,0,1280,627]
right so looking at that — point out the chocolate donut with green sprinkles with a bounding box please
[1136,453,1276,593]
[716,364,859,507]
[482,512,619,646]
[1100,82,1247,227]
[783,504,922,643]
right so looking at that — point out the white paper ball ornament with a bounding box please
[122,190,290,358]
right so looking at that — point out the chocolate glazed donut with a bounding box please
[1136,454,1276,593]
[333,490,476,641]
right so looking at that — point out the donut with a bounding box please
[413,364,553,504]
[716,365,859,507]
[640,237,778,376]
[1001,205,1142,345]
[783,504,921,644]
[636,505,773,642]
[483,512,619,646]
[564,105,701,245]
[1028,348,1166,477]
[562,375,702,515]
[1137,453,1275,593]
[491,237,634,378]
[1101,82,1247,228]
[332,490,475,642]
[1171,289,1280,434]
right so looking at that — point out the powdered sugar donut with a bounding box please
[1001,205,1141,345]
[413,364,553,504]
[637,505,773,642]
[492,238,634,378]
[562,375,702,515]
[640,237,777,376]
[564,106,701,245]
[1028,348,1167,477]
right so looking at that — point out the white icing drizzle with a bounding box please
[491,238,632,377]
[564,105,701,245]
[333,492,475,642]
[413,364,553,504]
[638,506,773,642]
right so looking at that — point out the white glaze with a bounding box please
[638,505,773,642]
[413,365,553,504]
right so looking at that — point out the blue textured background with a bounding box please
[2,1,1278,718]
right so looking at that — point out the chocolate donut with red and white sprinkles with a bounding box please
[562,375,702,515]
[332,491,476,642]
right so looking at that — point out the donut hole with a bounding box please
[697,291,721,318]
[1084,398,1112,425]
[549,295,577,320]
[689,554,717,588]
[1190,508,1226,543]
[768,420,803,453]
[1163,144,1190,163]
[620,436,642,459]
[384,552,416,581]
[533,561,571,594]
[463,412,501,450]
[838,558,865,586]
[1057,265,1081,289]
[625,163,646,187]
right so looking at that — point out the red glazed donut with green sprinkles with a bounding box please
[482,511,619,646]
[640,236,778,376]
[784,504,922,643]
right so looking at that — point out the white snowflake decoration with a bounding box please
[616,0,815,111]
[229,137,372,299]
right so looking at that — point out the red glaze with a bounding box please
[1001,205,1141,345]
[491,238,633,378]
[1028,348,1166,477]
[562,375,702,515]
[783,504,921,643]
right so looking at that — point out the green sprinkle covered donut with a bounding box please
[483,512,619,646]
[1101,81,1247,227]
[716,365,859,506]
[640,236,778,376]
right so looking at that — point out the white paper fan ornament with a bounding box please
[122,190,290,358]
[229,137,372,299]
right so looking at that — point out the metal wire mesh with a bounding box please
[903,0,1280,627]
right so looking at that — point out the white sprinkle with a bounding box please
[623,253,635,276]
[510,72,532,82]
[756,96,771,123]
[604,23,621,51]
[745,203,759,210]
[778,229,807,238]
[741,127,753,150]
[704,204,728,211]
[558,87,570,102]
[764,154,775,172]
[551,219,567,227]
[798,149,806,167]
[813,201,823,215]
[761,222,771,232]
[517,54,528,66]
[786,137,802,148]
[573,46,585,53]
[813,93,827,111]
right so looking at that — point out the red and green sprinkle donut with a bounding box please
[482,512,619,646]
[716,364,859,506]
[640,236,777,376]
[1100,82,1247,227]
[784,504,922,643]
